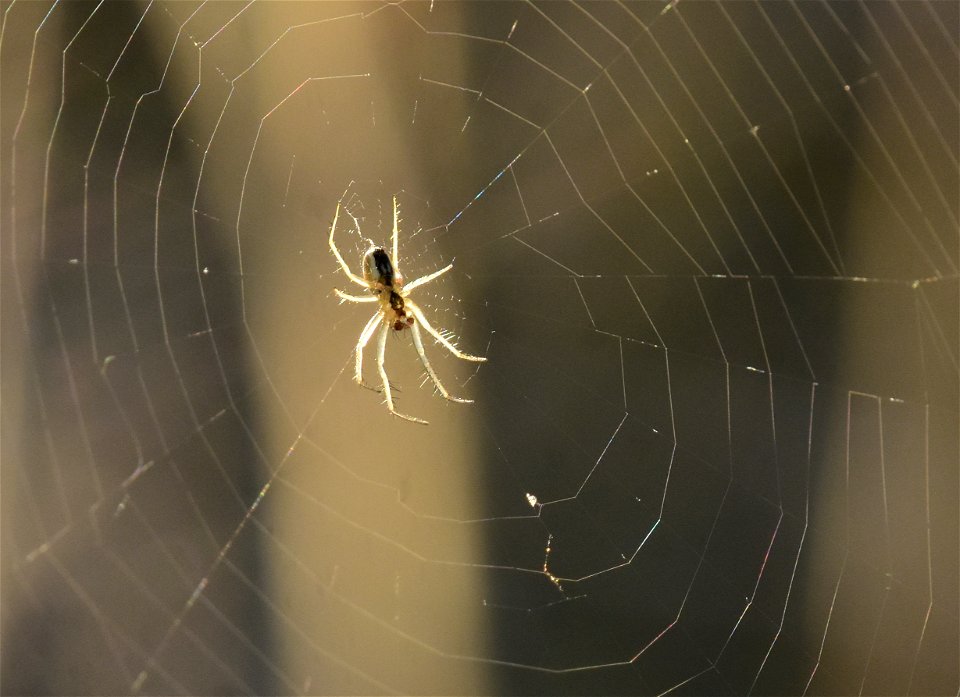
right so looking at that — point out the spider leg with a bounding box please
[351,314,404,395]
[403,263,452,294]
[377,323,428,425]
[410,321,473,404]
[328,202,370,288]
[407,300,487,362]
[355,311,382,388]
[335,288,377,303]
[392,195,399,266]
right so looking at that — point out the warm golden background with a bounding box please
[2,2,957,694]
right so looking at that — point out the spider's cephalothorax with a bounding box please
[329,196,487,424]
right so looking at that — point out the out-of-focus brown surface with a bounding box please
[2,2,956,695]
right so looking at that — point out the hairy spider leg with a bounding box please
[407,300,487,362]
[403,263,453,294]
[355,311,382,386]
[328,203,368,288]
[392,195,399,266]
[335,288,376,303]
[377,323,428,424]
[410,321,472,403]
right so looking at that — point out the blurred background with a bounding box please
[1,1,957,694]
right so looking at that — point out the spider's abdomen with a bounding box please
[364,247,395,288]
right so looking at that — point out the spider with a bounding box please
[329,195,487,424]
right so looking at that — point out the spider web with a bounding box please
[2,1,958,694]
